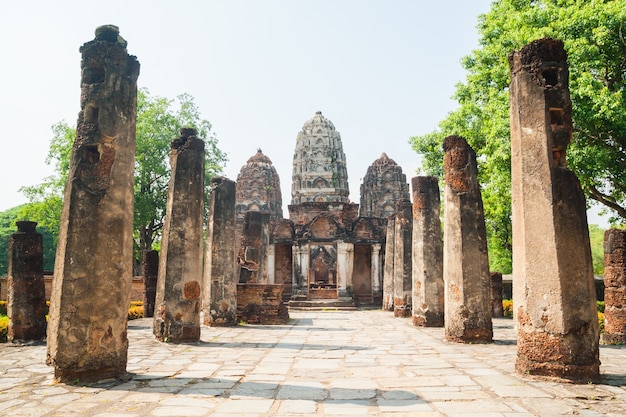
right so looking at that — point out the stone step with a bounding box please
[288,299,358,311]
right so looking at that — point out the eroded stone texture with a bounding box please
[153,128,205,342]
[291,111,349,204]
[510,38,599,380]
[601,229,626,345]
[7,221,46,341]
[443,136,492,343]
[239,211,271,284]
[491,272,504,318]
[46,25,140,382]
[360,153,410,218]
[142,250,158,318]
[203,177,238,326]
[411,177,444,327]
[393,199,412,318]
[382,218,395,311]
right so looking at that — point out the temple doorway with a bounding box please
[308,244,337,299]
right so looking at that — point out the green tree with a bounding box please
[19,88,227,268]
[410,0,626,273]
[588,224,606,276]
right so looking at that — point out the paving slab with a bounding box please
[0,312,625,416]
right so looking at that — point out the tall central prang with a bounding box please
[291,111,350,204]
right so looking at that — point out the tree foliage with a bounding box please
[410,0,626,273]
[18,88,227,268]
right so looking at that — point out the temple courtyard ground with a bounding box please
[1,310,625,416]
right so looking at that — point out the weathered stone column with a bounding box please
[142,250,159,318]
[203,177,238,327]
[238,211,271,284]
[291,244,309,299]
[7,221,46,341]
[601,229,626,345]
[510,38,599,380]
[411,176,444,327]
[154,129,205,342]
[336,242,354,300]
[382,218,395,311]
[46,25,140,382]
[490,272,504,318]
[371,243,382,295]
[443,136,492,343]
[393,199,412,317]
[267,244,276,285]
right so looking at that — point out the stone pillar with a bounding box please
[411,176,444,327]
[7,221,46,341]
[371,243,382,296]
[153,129,205,342]
[238,211,270,284]
[443,136,492,343]
[267,244,276,285]
[601,229,626,345]
[142,250,158,318]
[291,244,309,299]
[46,25,139,382]
[510,38,599,380]
[393,199,413,317]
[203,177,238,327]
[490,272,504,318]
[382,218,395,311]
[336,242,354,300]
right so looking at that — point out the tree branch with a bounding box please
[588,185,626,219]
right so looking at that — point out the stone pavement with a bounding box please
[1,310,625,417]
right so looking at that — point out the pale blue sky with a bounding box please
[0,0,495,215]
[12,1,610,227]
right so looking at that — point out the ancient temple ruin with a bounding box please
[233,111,407,307]
[510,38,599,380]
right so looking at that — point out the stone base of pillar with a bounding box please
[412,311,444,327]
[54,364,128,384]
[516,331,600,382]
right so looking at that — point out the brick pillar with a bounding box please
[411,176,444,327]
[443,136,492,343]
[393,199,412,317]
[153,129,205,342]
[602,229,626,345]
[46,25,140,382]
[142,250,158,318]
[203,177,238,326]
[7,221,46,341]
[382,218,395,311]
[510,38,599,380]
[371,243,382,297]
[491,272,504,318]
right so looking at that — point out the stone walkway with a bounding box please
[1,310,625,416]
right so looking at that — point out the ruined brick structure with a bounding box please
[235,149,282,249]
[232,112,395,308]
[239,211,271,284]
[603,228,626,345]
[382,218,395,311]
[510,38,599,380]
[411,177,444,327]
[46,25,140,382]
[443,136,493,343]
[360,153,410,218]
[154,129,205,342]
[7,221,47,341]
